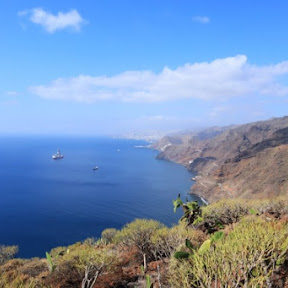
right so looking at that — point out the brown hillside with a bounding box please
[154,116,288,202]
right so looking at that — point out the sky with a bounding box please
[1,0,288,136]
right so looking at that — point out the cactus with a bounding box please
[173,251,190,260]
[173,194,202,226]
[185,239,194,251]
[45,251,55,273]
[210,231,224,243]
[146,275,152,288]
[173,239,195,260]
[173,194,183,213]
[198,239,211,254]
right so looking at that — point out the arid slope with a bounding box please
[153,116,288,202]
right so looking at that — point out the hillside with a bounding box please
[153,116,288,202]
[1,197,288,287]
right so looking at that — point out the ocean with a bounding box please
[0,136,199,258]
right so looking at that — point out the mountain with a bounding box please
[153,116,288,202]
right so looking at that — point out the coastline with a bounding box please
[152,148,209,205]
[151,146,210,206]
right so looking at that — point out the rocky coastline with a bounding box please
[153,116,288,203]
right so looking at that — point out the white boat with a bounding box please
[93,166,99,170]
[52,149,64,160]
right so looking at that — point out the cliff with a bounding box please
[153,116,288,202]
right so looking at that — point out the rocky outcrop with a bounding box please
[155,116,288,203]
[233,126,288,161]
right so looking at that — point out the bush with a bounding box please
[150,222,207,261]
[251,197,288,217]
[49,246,67,258]
[114,218,165,265]
[200,197,288,233]
[101,228,118,244]
[57,244,117,288]
[82,237,99,246]
[150,226,187,260]
[0,258,49,288]
[0,245,18,265]
[169,216,288,288]
[200,199,250,231]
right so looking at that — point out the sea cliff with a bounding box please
[153,116,288,203]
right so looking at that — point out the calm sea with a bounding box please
[0,136,199,258]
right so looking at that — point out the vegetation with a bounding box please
[169,216,288,287]
[1,197,288,287]
[173,194,202,226]
[113,218,164,269]
[0,244,18,265]
[101,228,118,244]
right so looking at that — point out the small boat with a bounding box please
[93,166,99,170]
[52,149,64,160]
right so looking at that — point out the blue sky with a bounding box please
[1,0,288,136]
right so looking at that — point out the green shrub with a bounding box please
[150,222,207,261]
[82,237,99,246]
[0,258,49,288]
[101,228,118,244]
[0,245,18,264]
[114,218,165,263]
[150,226,185,260]
[169,216,288,288]
[201,198,250,232]
[49,246,67,258]
[252,197,288,216]
[59,244,116,288]
[201,197,288,233]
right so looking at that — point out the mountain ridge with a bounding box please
[153,116,288,202]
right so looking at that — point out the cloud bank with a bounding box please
[19,8,85,33]
[30,55,288,103]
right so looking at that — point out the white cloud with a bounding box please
[19,8,85,33]
[192,16,210,24]
[30,55,288,103]
[6,91,19,96]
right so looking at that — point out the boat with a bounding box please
[52,149,64,160]
[93,166,99,170]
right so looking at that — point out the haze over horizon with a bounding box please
[1,0,288,136]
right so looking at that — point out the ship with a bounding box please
[52,149,64,160]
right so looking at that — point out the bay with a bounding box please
[0,136,199,258]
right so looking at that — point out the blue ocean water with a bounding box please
[0,136,198,258]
